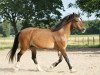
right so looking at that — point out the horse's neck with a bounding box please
[58,23,72,38]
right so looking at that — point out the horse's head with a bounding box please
[69,13,86,33]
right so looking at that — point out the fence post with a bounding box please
[78,37,79,45]
[93,37,95,45]
[99,34,100,45]
[82,37,84,45]
[75,37,76,42]
[87,37,89,46]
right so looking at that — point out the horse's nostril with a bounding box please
[82,28,86,33]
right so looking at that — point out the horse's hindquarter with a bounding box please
[30,29,55,49]
[19,28,38,49]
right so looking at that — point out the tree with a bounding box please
[18,0,64,29]
[0,0,64,34]
[75,0,100,17]
[0,0,19,34]
[0,22,3,36]
[84,19,100,34]
[68,0,100,35]
[2,20,10,37]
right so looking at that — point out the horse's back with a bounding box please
[19,27,38,40]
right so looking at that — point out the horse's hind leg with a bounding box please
[31,47,44,71]
[50,51,63,69]
[15,49,26,71]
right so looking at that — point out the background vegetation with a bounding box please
[0,0,100,49]
[0,19,100,37]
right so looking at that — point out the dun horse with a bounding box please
[9,13,85,72]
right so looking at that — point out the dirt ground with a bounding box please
[0,48,100,75]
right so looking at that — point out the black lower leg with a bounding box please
[52,57,62,67]
[32,57,38,64]
[31,49,38,64]
[64,56,72,69]
[17,52,22,62]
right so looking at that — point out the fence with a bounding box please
[0,35,100,49]
[0,37,13,49]
[68,35,100,47]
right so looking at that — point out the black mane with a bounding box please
[52,13,79,31]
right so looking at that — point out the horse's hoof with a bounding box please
[36,64,44,72]
[13,63,20,72]
[38,69,45,72]
[14,67,19,72]
[70,69,77,73]
[50,65,54,69]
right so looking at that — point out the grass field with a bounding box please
[0,37,14,49]
[0,35,100,50]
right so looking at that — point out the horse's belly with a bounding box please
[31,30,55,49]
[40,42,54,49]
[33,41,54,49]
[31,36,55,49]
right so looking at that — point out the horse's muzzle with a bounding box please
[81,28,86,33]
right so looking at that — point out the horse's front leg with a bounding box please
[60,49,76,73]
[50,51,63,69]
[31,47,44,72]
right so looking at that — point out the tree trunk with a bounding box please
[11,20,18,35]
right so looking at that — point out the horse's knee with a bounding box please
[17,52,22,62]
[17,52,22,56]
[58,53,63,63]
[59,57,63,63]
[17,50,26,62]
[52,57,63,67]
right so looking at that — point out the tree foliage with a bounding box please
[0,0,64,34]
[2,20,10,37]
[75,0,100,17]
[0,0,19,34]
[84,19,100,34]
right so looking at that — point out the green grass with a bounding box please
[67,45,100,49]
[70,34,99,37]
[0,37,14,50]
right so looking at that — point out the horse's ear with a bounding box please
[78,12,80,17]
[73,12,75,15]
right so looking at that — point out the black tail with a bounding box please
[9,32,20,62]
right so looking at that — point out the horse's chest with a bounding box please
[55,35,68,49]
[60,37,67,45]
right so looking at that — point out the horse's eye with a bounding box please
[75,20,78,22]
[73,18,79,22]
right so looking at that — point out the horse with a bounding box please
[8,13,86,72]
